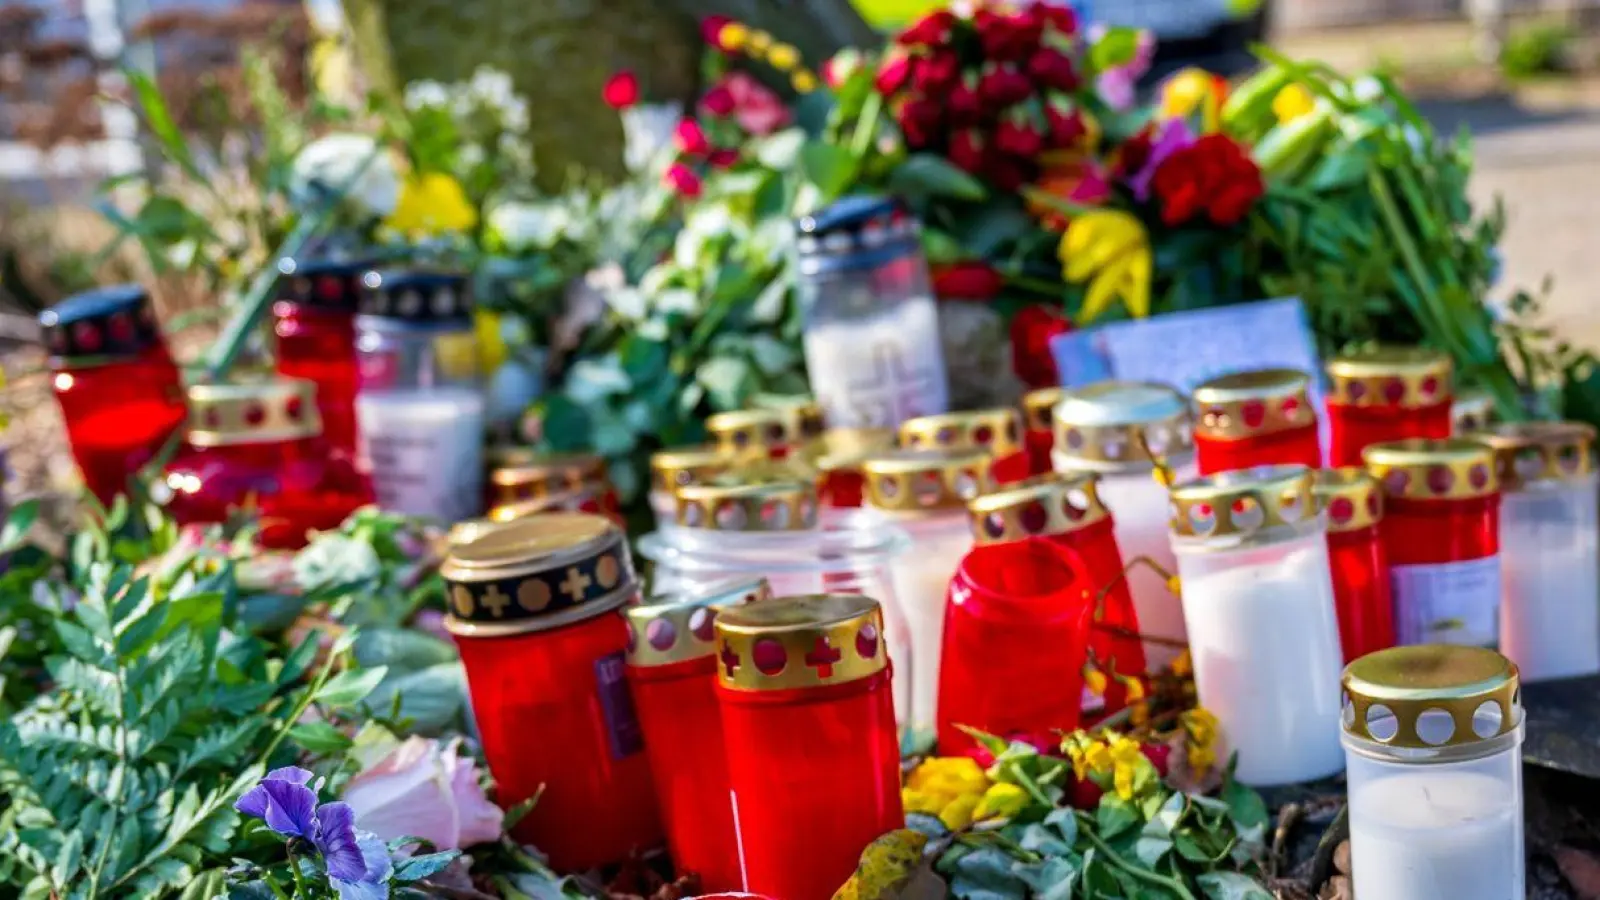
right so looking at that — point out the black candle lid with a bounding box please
[39,284,163,361]
[276,258,372,313]
[357,270,472,324]
[794,195,920,276]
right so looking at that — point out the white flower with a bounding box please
[289,133,400,217]
[620,102,682,173]
[468,67,516,111]
[342,727,503,851]
[458,142,486,171]
[403,79,450,111]
[486,200,569,250]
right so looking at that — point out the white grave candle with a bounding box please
[1347,771,1523,900]
[356,386,485,523]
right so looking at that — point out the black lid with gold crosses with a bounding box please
[440,512,637,637]
[713,594,887,692]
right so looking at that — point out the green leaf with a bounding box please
[1132,834,1172,868]
[696,356,755,410]
[1014,856,1078,900]
[0,499,39,552]
[314,666,388,708]
[1095,794,1140,839]
[755,128,807,170]
[948,845,1029,900]
[288,722,354,756]
[352,628,457,674]
[799,142,860,204]
[1088,26,1143,73]
[890,154,988,202]
[392,850,460,882]
[1196,872,1274,900]
[1221,777,1268,830]
[179,869,228,900]
[126,69,203,182]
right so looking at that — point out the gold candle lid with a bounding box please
[707,408,795,454]
[1192,368,1315,440]
[1342,645,1520,749]
[1362,439,1499,502]
[1022,387,1067,433]
[860,448,993,512]
[1310,468,1384,533]
[1326,346,1453,409]
[899,408,1024,458]
[750,393,827,443]
[624,576,773,668]
[186,377,321,447]
[713,594,887,691]
[649,445,735,494]
[1052,381,1194,472]
[802,427,897,474]
[489,452,608,503]
[967,472,1109,545]
[1465,421,1596,490]
[439,512,636,637]
[1168,464,1317,540]
[487,485,605,523]
[674,479,819,531]
[447,517,509,549]
[1451,389,1496,434]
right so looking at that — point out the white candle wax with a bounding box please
[803,298,949,429]
[1093,470,1188,670]
[357,386,486,523]
[1349,770,1524,900]
[883,511,971,736]
[1500,479,1600,681]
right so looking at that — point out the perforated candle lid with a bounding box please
[674,479,820,531]
[1310,468,1384,533]
[440,512,637,637]
[1052,381,1194,472]
[490,451,608,500]
[186,377,322,447]
[750,393,827,443]
[488,486,605,523]
[1192,369,1315,440]
[41,284,163,362]
[625,577,773,668]
[650,445,735,494]
[706,408,794,455]
[1462,421,1596,490]
[358,269,472,323]
[967,472,1109,545]
[1168,464,1317,540]
[276,257,371,313]
[1342,645,1520,749]
[1325,346,1452,408]
[1022,387,1067,432]
[1451,389,1495,433]
[1362,439,1499,502]
[860,448,992,512]
[713,594,888,691]
[802,427,897,474]
[899,408,1024,457]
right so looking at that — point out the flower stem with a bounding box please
[284,843,311,897]
[262,873,292,900]
[1074,811,1199,900]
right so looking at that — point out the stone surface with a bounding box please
[1522,674,1600,780]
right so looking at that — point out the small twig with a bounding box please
[1271,802,1304,878]
[1308,804,1350,893]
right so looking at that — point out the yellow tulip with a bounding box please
[1109,735,1146,799]
[385,172,478,236]
[973,783,1029,821]
[1059,210,1152,322]
[718,22,749,50]
[1172,649,1193,677]
[900,788,945,817]
[1273,83,1316,124]
[1084,667,1108,696]
[1084,740,1113,775]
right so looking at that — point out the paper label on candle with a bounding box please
[803,299,950,429]
[594,651,644,760]
[1391,555,1502,647]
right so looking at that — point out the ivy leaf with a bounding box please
[748,335,798,376]
[1196,872,1275,900]
[799,142,859,204]
[1221,776,1268,830]
[947,845,1029,900]
[314,666,388,708]
[392,850,460,882]
[288,722,354,756]
[1095,794,1140,840]
[1013,856,1078,900]
[0,498,39,553]
[890,154,988,202]
[1132,834,1172,868]
[696,356,754,410]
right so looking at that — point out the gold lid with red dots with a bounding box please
[675,479,820,531]
[801,427,897,473]
[1463,421,1596,490]
[1342,645,1520,751]
[1168,464,1318,541]
[967,472,1109,545]
[1362,439,1499,502]
[899,408,1024,458]
[649,445,736,494]
[1052,381,1195,473]
[487,484,606,524]
[440,512,637,637]
[1192,369,1316,440]
[1326,347,1453,409]
[750,393,827,443]
[186,377,321,447]
[860,448,993,512]
[1451,390,1496,434]
[707,408,797,455]
[1310,468,1384,533]
[624,577,773,668]
[1022,387,1067,433]
[488,452,609,505]
[713,594,888,691]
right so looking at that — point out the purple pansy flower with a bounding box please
[235,767,319,837]
[330,833,395,900]
[236,768,393,899]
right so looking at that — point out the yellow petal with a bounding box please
[939,793,981,831]
[1080,254,1132,323]
[1122,248,1152,318]
[767,43,801,71]
[974,783,1029,821]
[1161,68,1215,119]
[901,789,944,816]
[1273,83,1316,124]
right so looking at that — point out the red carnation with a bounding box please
[932,262,1006,301]
[663,162,703,198]
[1028,3,1079,37]
[978,63,1032,107]
[700,84,735,117]
[602,71,639,109]
[875,53,914,96]
[949,129,987,174]
[975,9,1038,62]
[1151,134,1264,227]
[1010,303,1072,389]
[948,74,985,126]
[898,9,955,48]
[995,114,1044,158]
[914,48,962,94]
[898,96,943,149]
[1114,125,1156,179]
[701,15,732,47]
[1045,98,1089,149]
[673,118,710,156]
[708,148,740,169]
[1028,47,1080,93]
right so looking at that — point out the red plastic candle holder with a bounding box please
[901,408,1031,484]
[1192,368,1321,476]
[42,285,187,505]
[1022,387,1065,477]
[1311,468,1395,662]
[443,513,662,871]
[714,595,903,900]
[808,427,896,509]
[1364,440,1501,649]
[1326,347,1453,468]
[273,258,368,461]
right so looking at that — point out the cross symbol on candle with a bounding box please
[804,636,843,678]
[480,585,511,618]
[559,567,592,602]
[720,643,741,678]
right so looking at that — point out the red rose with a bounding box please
[898,9,956,48]
[1151,134,1263,227]
[975,9,1037,62]
[948,74,985,126]
[673,118,710,156]
[601,70,639,109]
[701,15,732,47]
[663,162,703,198]
[949,129,987,173]
[898,96,943,149]
[708,148,740,169]
[700,84,735,117]
[1045,98,1089,148]
[932,262,1006,300]
[1114,124,1155,179]
[1009,303,1072,388]
[1029,3,1079,37]
[1027,47,1080,92]
[995,114,1043,158]
[978,63,1032,107]
[984,150,1031,191]
[914,48,962,93]
[875,53,914,96]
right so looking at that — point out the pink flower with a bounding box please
[875,53,914,96]
[720,71,792,135]
[674,118,710,156]
[700,84,736,117]
[663,163,703,198]
[708,148,740,168]
[601,70,639,109]
[1095,28,1155,112]
[701,15,732,47]
[341,730,503,851]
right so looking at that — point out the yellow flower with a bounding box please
[1273,83,1316,123]
[900,788,944,817]
[940,793,981,830]
[767,43,801,71]
[718,22,748,50]
[746,30,773,53]
[1184,708,1220,748]
[1084,668,1108,696]
[1161,67,1227,132]
[974,783,1029,821]
[1083,740,1113,775]
[1151,465,1176,488]
[1189,743,1216,774]
[1121,676,1146,703]
[1064,740,1089,781]
[1059,210,1151,322]
[792,71,819,93]
[384,172,477,236]
[903,756,992,831]
[474,310,508,374]
[1171,649,1193,678]
[1166,575,1183,596]
[1108,735,1146,799]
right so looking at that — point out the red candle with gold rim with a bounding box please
[900,408,1030,484]
[1326,347,1453,467]
[1363,440,1501,648]
[42,285,187,505]
[442,513,662,871]
[272,258,366,462]
[1192,368,1321,476]
[625,578,771,894]
[1022,387,1066,477]
[714,594,903,900]
[708,407,817,460]
[486,450,623,526]
[1310,468,1395,662]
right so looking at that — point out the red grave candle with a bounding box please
[708,408,809,460]
[1364,440,1502,649]
[42,285,187,505]
[714,594,903,900]
[1192,368,1321,476]
[442,513,662,871]
[486,451,624,527]
[648,445,737,526]
[1326,347,1453,467]
[624,577,771,894]
[1310,468,1395,663]
[966,473,1146,722]
[163,378,373,548]
[273,258,366,462]
[901,408,1031,484]
[1022,387,1066,477]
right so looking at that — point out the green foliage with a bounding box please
[1500,23,1576,80]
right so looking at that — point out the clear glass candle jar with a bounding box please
[487,451,622,526]
[1470,422,1600,681]
[273,257,368,461]
[967,473,1146,717]
[441,513,661,871]
[624,577,771,893]
[648,445,736,528]
[355,269,486,523]
[1364,439,1501,648]
[41,285,187,505]
[714,594,903,900]
[1451,389,1495,435]
[1022,387,1066,477]
[861,447,993,736]
[1168,465,1345,786]
[1192,368,1321,476]
[1326,347,1453,467]
[1341,645,1524,900]
[794,195,950,430]
[1053,380,1196,670]
[163,377,374,549]
[900,408,1030,484]
[1311,468,1395,663]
